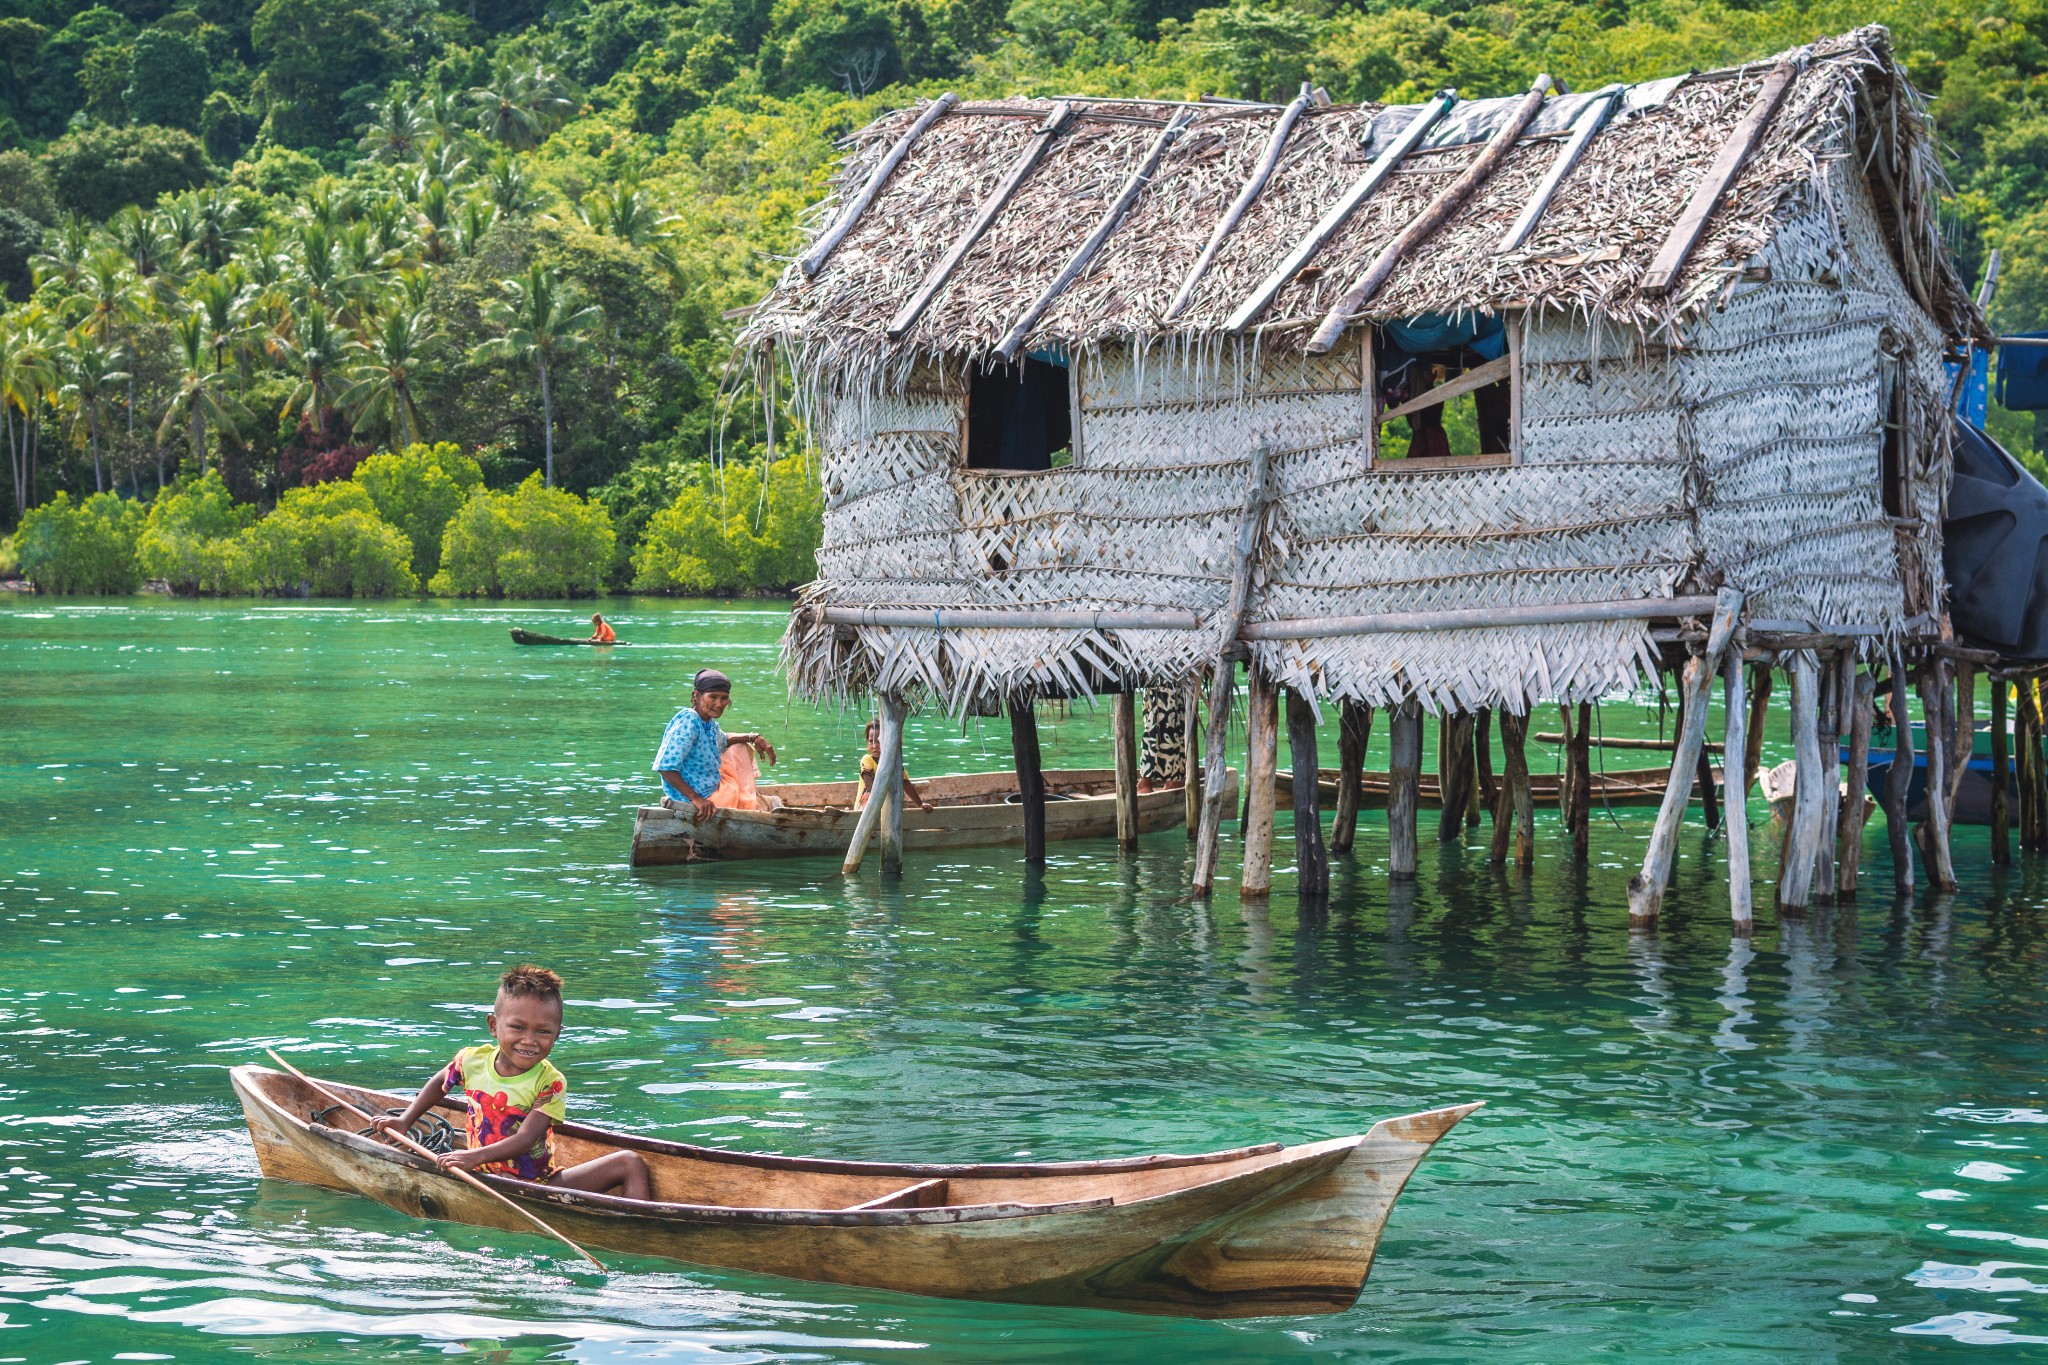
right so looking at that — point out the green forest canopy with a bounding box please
[1,0,2046,590]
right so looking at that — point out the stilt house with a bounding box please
[741,26,1989,917]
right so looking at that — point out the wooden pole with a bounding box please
[1948,661,1975,817]
[1556,703,1579,845]
[1743,664,1771,795]
[1918,663,1958,893]
[1885,652,1915,891]
[1183,679,1202,840]
[1992,677,2011,865]
[1388,699,1422,880]
[1570,702,1593,861]
[1468,708,1490,830]
[842,694,905,875]
[1112,689,1139,850]
[799,92,958,277]
[1191,661,1236,895]
[1287,687,1329,898]
[1628,653,1714,926]
[2027,680,2048,852]
[264,1050,603,1271]
[1490,708,1535,870]
[1164,84,1316,321]
[1008,698,1046,867]
[1722,650,1753,931]
[878,692,907,876]
[1811,651,1843,901]
[1776,652,1825,912]
[1241,667,1279,897]
[1330,700,1371,853]
[1837,669,1875,898]
[1437,711,1474,842]
[2018,682,2035,852]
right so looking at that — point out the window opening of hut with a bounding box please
[965,353,1074,472]
[1880,355,1908,518]
[1372,312,1513,464]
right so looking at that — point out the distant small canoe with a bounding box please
[231,1062,1478,1317]
[510,628,613,646]
[631,767,1237,866]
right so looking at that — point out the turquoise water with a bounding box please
[2,597,2046,1362]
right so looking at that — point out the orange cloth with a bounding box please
[710,743,770,811]
[592,620,616,643]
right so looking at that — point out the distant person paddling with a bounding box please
[654,669,776,821]
[585,613,616,644]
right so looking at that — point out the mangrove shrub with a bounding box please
[631,456,822,594]
[431,474,614,597]
[231,482,418,597]
[352,442,484,581]
[137,472,257,595]
[15,491,145,594]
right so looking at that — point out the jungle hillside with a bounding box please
[1,0,2043,595]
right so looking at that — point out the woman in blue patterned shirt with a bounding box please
[653,669,777,821]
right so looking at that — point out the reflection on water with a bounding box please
[3,598,2048,1361]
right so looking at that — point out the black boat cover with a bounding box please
[1944,421,2048,660]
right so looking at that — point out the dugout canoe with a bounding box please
[230,1063,1477,1317]
[1276,763,1724,810]
[630,767,1239,866]
[510,627,615,645]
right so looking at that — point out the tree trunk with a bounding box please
[1490,708,1534,870]
[193,408,207,477]
[1629,653,1714,927]
[1777,652,1825,912]
[1570,702,1592,860]
[540,355,556,487]
[1437,711,1474,842]
[1743,664,1772,794]
[1330,700,1370,853]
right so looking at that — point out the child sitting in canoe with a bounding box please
[586,614,616,644]
[857,718,934,811]
[376,966,651,1200]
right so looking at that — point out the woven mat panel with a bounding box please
[823,470,961,545]
[823,426,958,507]
[1703,433,1881,500]
[817,624,1221,709]
[1678,319,1882,400]
[1258,563,1684,622]
[1693,282,1895,348]
[963,511,1243,584]
[1521,313,1664,367]
[956,462,1251,526]
[817,527,964,582]
[1830,166,1951,358]
[973,565,1231,612]
[1691,377,1877,456]
[1080,339,1362,409]
[1520,406,1688,464]
[1080,391,1366,470]
[1282,459,1684,539]
[1251,619,1660,715]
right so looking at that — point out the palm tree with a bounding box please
[1,314,56,515]
[413,179,455,264]
[157,314,240,478]
[360,91,427,162]
[109,207,178,293]
[483,155,542,216]
[272,302,349,434]
[453,198,498,258]
[338,305,437,451]
[74,250,144,347]
[472,264,600,487]
[579,174,675,248]
[466,64,577,150]
[57,334,129,494]
[188,270,247,374]
[29,216,95,293]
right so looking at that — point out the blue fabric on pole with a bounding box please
[1384,312,1506,359]
[1948,348,1989,425]
[1996,332,2048,412]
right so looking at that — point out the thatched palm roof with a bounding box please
[745,26,1979,378]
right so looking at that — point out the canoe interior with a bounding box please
[509,627,604,646]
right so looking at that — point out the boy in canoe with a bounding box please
[376,966,651,1199]
[857,717,934,812]
[655,668,777,822]
[586,613,616,644]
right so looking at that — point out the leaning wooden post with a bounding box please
[1437,711,1475,843]
[1287,687,1329,898]
[1330,700,1371,853]
[1470,707,1493,830]
[1387,698,1423,880]
[1991,676,2011,865]
[1490,708,1535,870]
[841,708,892,875]
[1241,667,1279,897]
[877,691,908,876]
[1008,697,1046,867]
[1776,651,1825,913]
[1569,701,1593,861]
[1629,590,1739,927]
[1917,662,1958,893]
[1111,689,1140,851]
[1885,653,1915,891]
[1743,664,1772,795]
[1948,661,1976,817]
[1722,648,1753,932]
[1191,444,1270,897]
[1836,668,1875,898]
[1183,679,1202,840]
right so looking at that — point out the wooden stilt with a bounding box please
[1885,653,1915,891]
[1008,697,1046,868]
[1557,703,1580,844]
[1330,700,1371,853]
[1629,652,1715,926]
[1948,662,1975,817]
[1697,745,1721,832]
[1743,664,1772,795]
[1811,651,1844,901]
[1918,663,1958,893]
[1490,709,1535,870]
[1837,669,1875,898]
[878,692,907,876]
[1388,699,1422,880]
[1437,711,1475,842]
[1723,650,1753,931]
[2029,679,2048,852]
[1191,661,1236,895]
[1183,680,1201,841]
[1241,668,1278,897]
[2019,680,2045,853]
[1287,687,1329,898]
[1992,677,2011,865]
[1777,652,1825,913]
[1112,689,1139,851]
[1570,701,1593,861]
[1470,708,1492,830]
[841,715,893,875]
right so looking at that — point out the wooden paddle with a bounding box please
[264,1048,604,1271]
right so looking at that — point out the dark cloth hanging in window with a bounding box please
[1997,334,2048,412]
[967,358,1072,471]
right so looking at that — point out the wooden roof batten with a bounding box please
[1639,58,1803,297]
[995,107,1197,363]
[1223,89,1459,335]
[886,100,1078,340]
[800,92,959,278]
[1162,84,1318,323]
[1306,73,1554,355]
[1496,83,1623,253]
